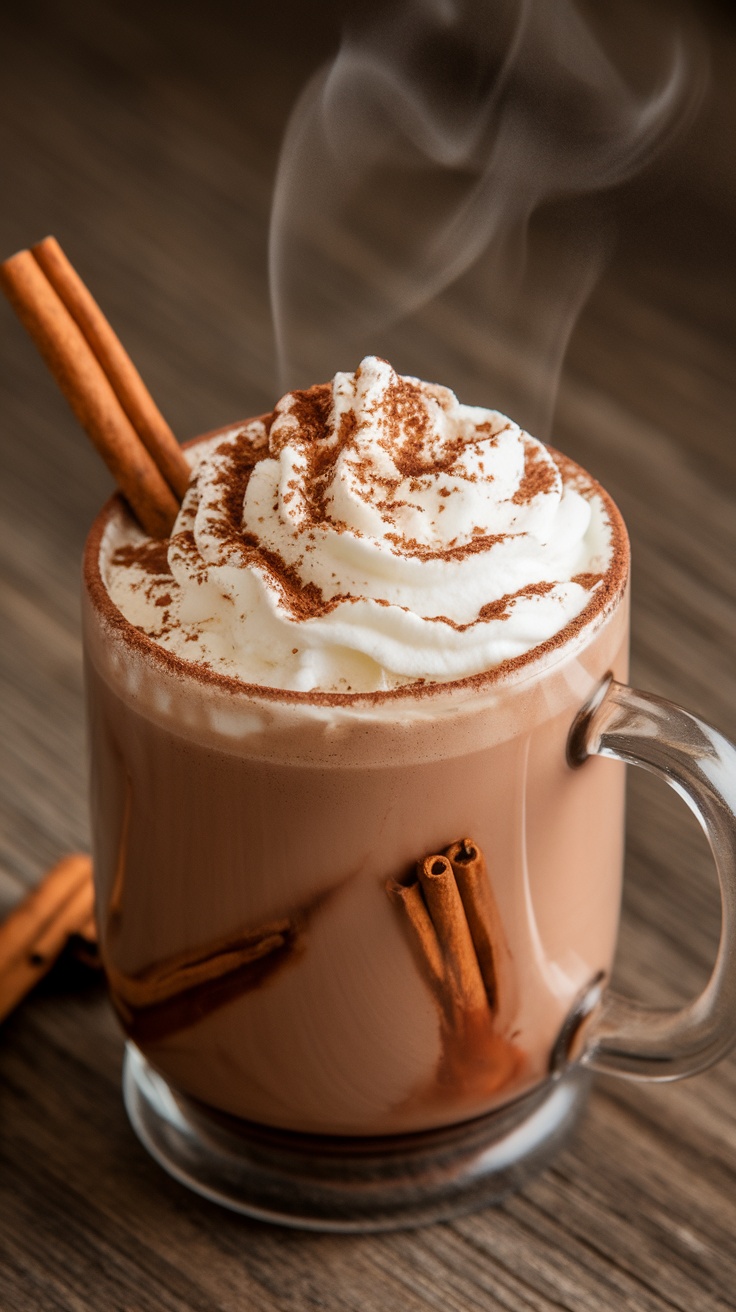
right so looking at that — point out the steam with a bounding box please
[269,0,706,433]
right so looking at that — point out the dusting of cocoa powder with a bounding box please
[512,441,558,505]
[89,405,629,705]
[571,572,604,589]
[112,538,173,577]
[428,581,556,632]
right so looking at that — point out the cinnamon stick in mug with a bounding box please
[444,838,502,1012]
[386,877,446,1002]
[31,236,190,501]
[107,919,292,1011]
[0,245,181,537]
[417,854,488,1020]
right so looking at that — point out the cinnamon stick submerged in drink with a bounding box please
[389,839,504,1024]
[107,925,299,1047]
[386,878,446,1000]
[108,920,292,1012]
[417,853,488,1023]
[387,837,522,1103]
[0,846,338,1044]
[444,838,502,1011]
[105,879,345,1046]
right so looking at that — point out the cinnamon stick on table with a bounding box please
[0,854,96,1024]
[0,239,188,537]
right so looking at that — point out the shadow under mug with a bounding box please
[83,435,736,1231]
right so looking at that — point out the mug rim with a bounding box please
[83,422,630,709]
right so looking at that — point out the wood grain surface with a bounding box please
[1,2,735,1308]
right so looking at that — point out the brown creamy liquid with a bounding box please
[84,500,629,1135]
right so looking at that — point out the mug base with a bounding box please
[123,1044,591,1231]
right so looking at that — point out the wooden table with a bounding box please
[1,3,734,1307]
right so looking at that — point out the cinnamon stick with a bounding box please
[106,920,291,1010]
[0,853,95,1023]
[388,846,524,1105]
[103,879,344,1044]
[386,878,446,1000]
[444,838,502,1012]
[417,854,488,1020]
[31,236,190,501]
[0,247,180,537]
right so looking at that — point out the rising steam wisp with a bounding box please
[269,0,706,432]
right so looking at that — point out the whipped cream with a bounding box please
[104,357,614,693]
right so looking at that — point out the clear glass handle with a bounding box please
[558,676,736,1081]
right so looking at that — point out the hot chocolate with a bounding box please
[83,357,629,1135]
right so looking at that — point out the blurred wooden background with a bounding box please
[0,2,735,1309]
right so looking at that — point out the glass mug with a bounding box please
[82,431,736,1230]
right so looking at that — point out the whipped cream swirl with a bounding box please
[106,357,613,692]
